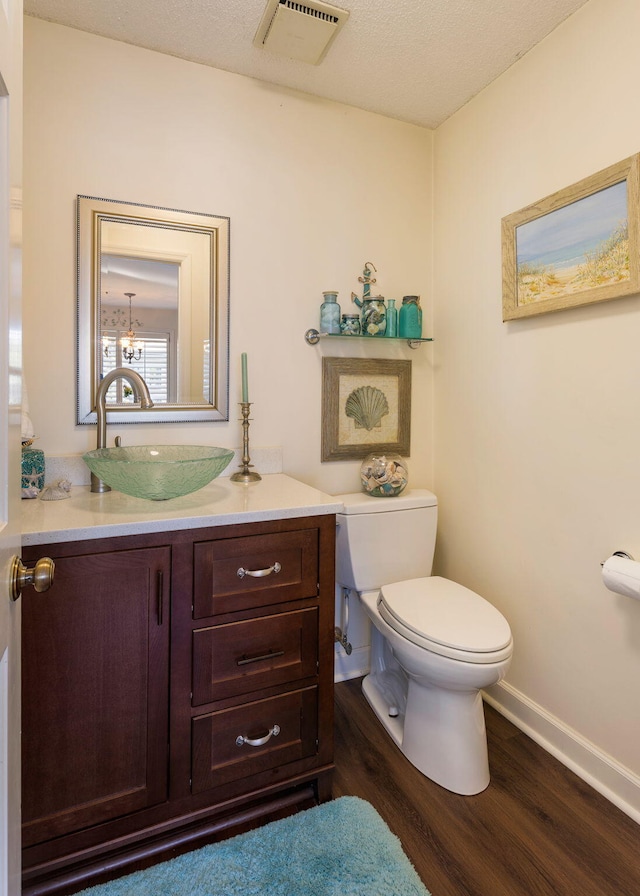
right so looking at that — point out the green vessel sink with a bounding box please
[83,445,234,500]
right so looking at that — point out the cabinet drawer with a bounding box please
[191,687,318,793]
[192,608,318,705]
[193,529,318,618]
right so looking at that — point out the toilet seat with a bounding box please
[379,576,513,664]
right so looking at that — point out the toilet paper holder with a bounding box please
[600,549,634,567]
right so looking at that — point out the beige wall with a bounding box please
[22,17,434,495]
[434,0,640,817]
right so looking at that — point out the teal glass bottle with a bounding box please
[399,296,422,338]
[385,299,398,337]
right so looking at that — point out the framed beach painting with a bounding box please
[321,358,411,461]
[502,154,640,320]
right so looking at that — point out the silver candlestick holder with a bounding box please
[230,402,262,482]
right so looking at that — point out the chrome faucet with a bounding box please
[91,368,154,493]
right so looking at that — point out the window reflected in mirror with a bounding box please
[101,256,180,404]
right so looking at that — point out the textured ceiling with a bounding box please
[24,0,590,128]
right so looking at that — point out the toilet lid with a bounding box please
[379,576,512,654]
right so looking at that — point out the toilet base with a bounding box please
[361,669,490,795]
[359,601,495,796]
[403,676,490,795]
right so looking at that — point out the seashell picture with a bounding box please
[345,385,389,431]
[321,358,411,462]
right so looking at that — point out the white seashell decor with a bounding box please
[39,478,73,501]
[360,453,408,497]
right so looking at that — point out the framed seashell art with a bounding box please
[321,358,411,461]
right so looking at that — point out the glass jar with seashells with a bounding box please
[361,297,387,336]
[360,453,408,497]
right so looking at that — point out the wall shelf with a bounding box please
[304,328,433,349]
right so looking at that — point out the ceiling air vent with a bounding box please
[253,0,350,65]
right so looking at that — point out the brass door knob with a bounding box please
[10,556,55,602]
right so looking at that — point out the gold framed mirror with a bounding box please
[77,195,230,424]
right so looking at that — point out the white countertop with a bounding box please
[22,474,343,545]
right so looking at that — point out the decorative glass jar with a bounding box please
[361,296,387,336]
[320,291,341,334]
[340,313,361,336]
[360,453,408,497]
[399,295,422,338]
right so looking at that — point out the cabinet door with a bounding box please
[21,546,170,847]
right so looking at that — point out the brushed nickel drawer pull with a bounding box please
[236,561,282,579]
[236,724,281,748]
[236,649,285,667]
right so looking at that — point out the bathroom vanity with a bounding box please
[20,475,340,896]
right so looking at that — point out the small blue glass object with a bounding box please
[399,296,422,338]
[340,313,361,336]
[320,291,341,334]
[385,299,398,337]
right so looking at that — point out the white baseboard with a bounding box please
[484,680,640,825]
[334,645,370,683]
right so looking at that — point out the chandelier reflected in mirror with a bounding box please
[102,293,144,364]
[121,292,143,363]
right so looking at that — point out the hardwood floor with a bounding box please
[332,678,640,896]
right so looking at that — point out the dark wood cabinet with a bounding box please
[22,514,335,896]
[22,546,171,847]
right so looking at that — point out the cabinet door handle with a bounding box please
[156,570,164,625]
[236,561,281,579]
[236,725,280,748]
[236,648,284,667]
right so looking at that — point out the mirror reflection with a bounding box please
[77,196,230,425]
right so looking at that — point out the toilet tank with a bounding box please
[335,489,438,592]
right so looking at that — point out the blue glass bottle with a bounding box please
[385,299,398,337]
[399,296,422,338]
[320,291,341,334]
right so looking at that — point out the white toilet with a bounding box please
[335,489,513,795]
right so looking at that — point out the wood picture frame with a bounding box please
[321,357,411,462]
[502,154,640,320]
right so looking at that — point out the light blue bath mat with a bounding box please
[75,796,430,896]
